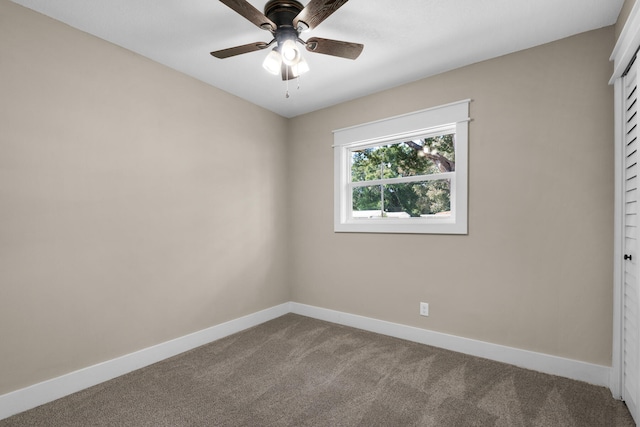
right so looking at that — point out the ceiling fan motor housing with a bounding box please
[264,0,304,29]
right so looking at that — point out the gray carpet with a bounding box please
[0,313,634,426]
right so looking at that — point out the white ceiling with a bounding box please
[10,0,625,118]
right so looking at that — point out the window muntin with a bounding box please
[334,100,469,234]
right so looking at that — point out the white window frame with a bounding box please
[333,99,470,234]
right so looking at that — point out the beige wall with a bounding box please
[0,0,620,398]
[0,1,289,394]
[616,0,636,40]
[288,27,615,365]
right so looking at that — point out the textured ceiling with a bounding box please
[10,0,625,117]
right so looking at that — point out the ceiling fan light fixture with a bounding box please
[280,39,301,66]
[262,48,282,75]
[291,56,309,77]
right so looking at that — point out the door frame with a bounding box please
[612,0,640,401]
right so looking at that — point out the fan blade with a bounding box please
[210,42,269,59]
[293,0,349,30]
[219,0,276,31]
[305,37,363,60]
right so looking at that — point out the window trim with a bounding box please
[333,100,470,234]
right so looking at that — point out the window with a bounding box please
[334,100,469,234]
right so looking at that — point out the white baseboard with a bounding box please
[1,301,613,421]
[290,303,611,388]
[0,302,291,421]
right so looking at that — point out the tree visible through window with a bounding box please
[334,99,469,234]
[351,133,455,218]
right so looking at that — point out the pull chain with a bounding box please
[285,67,290,98]
[284,68,302,98]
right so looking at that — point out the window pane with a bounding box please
[352,185,382,217]
[352,180,451,218]
[350,133,455,182]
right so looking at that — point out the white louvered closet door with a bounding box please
[623,55,640,422]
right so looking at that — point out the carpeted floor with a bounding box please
[0,313,634,426]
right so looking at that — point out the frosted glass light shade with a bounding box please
[262,49,281,75]
[291,56,310,77]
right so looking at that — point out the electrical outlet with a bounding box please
[420,302,429,317]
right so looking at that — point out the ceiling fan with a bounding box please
[210,0,364,81]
